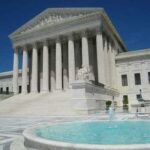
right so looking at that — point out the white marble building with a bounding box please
[10,8,126,95]
[0,8,149,115]
[116,49,150,110]
[0,70,28,94]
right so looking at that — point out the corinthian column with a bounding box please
[22,46,28,94]
[104,36,109,86]
[81,31,89,67]
[96,28,105,85]
[68,34,75,86]
[50,45,56,91]
[111,44,117,89]
[31,43,38,93]
[42,40,49,92]
[108,39,112,87]
[13,48,19,94]
[56,38,62,90]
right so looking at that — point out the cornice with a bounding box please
[9,8,103,38]
[0,70,22,77]
[11,13,101,47]
[101,10,127,52]
[115,49,150,63]
[9,8,127,51]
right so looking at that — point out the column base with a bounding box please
[13,92,19,95]
[31,91,38,94]
[54,89,63,93]
[41,90,49,94]
[21,92,28,95]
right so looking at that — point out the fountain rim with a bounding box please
[23,120,150,150]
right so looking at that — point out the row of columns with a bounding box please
[13,29,116,94]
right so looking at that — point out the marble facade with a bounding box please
[0,8,149,115]
[10,8,125,95]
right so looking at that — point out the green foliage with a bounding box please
[106,101,112,110]
[123,97,128,105]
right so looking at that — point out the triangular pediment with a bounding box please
[10,8,103,38]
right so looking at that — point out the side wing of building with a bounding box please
[116,49,150,110]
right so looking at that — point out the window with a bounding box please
[6,87,9,94]
[123,95,128,103]
[136,94,141,100]
[121,74,128,86]
[123,95,129,112]
[148,72,150,84]
[0,88,3,93]
[27,85,30,93]
[19,86,22,93]
[134,73,141,85]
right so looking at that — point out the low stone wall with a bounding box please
[71,80,119,115]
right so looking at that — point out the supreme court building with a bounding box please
[10,8,126,94]
[0,8,150,115]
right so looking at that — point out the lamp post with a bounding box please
[112,96,115,109]
[140,89,142,99]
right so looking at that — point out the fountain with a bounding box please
[108,96,115,120]
[23,121,150,150]
[23,93,150,150]
[108,105,115,120]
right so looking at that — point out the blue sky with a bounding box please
[0,0,150,72]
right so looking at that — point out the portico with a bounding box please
[10,8,126,113]
[8,8,128,115]
[13,28,111,94]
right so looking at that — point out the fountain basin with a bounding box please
[23,121,150,150]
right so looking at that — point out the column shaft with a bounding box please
[42,41,49,92]
[75,41,81,78]
[22,47,28,94]
[31,44,38,93]
[63,43,68,90]
[108,40,112,87]
[111,46,117,89]
[13,49,19,94]
[82,33,89,67]
[96,31,106,84]
[104,37,109,86]
[56,39,62,90]
[50,46,56,91]
[68,35,75,86]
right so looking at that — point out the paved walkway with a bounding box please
[0,116,101,150]
[0,113,136,150]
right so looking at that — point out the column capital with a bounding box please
[55,36,61,43]
[32,42,38,49]
[81,30,88,37]
[42,39,49,46]
[95,27,102,34]
[22,45,28,51]
[67,33,74,40]
[13,47,19,53]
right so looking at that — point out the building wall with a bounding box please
[0,72,27,93]
[0,49,150,113]
[116,52,150,111]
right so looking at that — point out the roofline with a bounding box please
[0,70,22,77]
[100,9,127,52]
[9,7,127,52]
[9,8,103,38]
[116,48,150,60]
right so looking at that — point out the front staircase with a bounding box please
[0,91,76,116]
